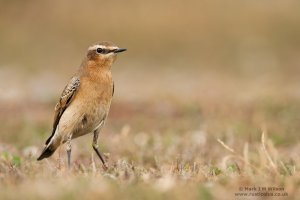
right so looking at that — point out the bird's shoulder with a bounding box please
[55,76,80,110]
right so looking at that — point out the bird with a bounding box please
[37,41,126,169]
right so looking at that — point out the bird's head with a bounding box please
[86,41,126,67]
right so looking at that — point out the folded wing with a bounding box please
[45,76,80,145]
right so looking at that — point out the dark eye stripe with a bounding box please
[96,48,115,54]
[107,49,115,53]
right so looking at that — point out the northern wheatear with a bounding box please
[37,41,126,169]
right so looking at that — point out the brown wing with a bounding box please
[45,76,80,145]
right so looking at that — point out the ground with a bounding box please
[0,67,299,200]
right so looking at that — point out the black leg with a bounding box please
[93,129,108,170]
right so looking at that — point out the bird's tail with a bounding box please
[37,129,63,161]
[37,145,56,161]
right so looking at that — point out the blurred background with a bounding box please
[1,1,300,199]
[0,0,300,157]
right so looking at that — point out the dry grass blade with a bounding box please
[261,131,278,174]
[217,138,235,153]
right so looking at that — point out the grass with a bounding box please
[1,69,300,199]
[0,127,298,199]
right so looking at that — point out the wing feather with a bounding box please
[45,76,80,145]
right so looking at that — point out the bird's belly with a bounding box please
[71,102,109,139]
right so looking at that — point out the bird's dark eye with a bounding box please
[96,48,104,54]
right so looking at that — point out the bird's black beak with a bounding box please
[114,48,127,53]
